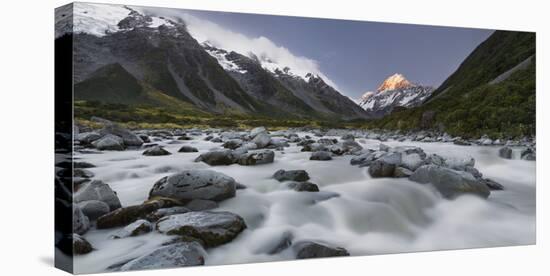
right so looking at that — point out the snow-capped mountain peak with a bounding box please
[377,73,413,92]
[358,73,433,117]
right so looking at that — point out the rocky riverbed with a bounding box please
[57,123,536,273]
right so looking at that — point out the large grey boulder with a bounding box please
[293,241,350,259]
[341,140,363,154]
[91,134,125,151]
[368,152,402,178]
[252,132,271,148]
[120,242,205,271]
[156,211,247,247]
[273,169,310,182]
[195,150,237,166]
[111,219,153,239]
[74,180,121,211]
[368,159,396,178]
[237,150,275,165]
[148,170,236,202]
[409,165,491,198]
[99,124,143,147]
[77,200,110,220]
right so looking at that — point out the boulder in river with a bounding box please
[74,180,122,211]
[293,241,350,259]
[368,159,396,178]
[252,132,271,148]
[521,147,536,161]
[178,146,199,153]
[97,199,175,229]
[76,132,102,144]
[91,134,125,151]
[112,219,153,239]
[99,124,143,147]
[310,151,332,161]
[120,242,205,271]
[77,200,111,221]
[237,150,275,165]
[73,234,93,255]
[368,152,402,178]
[287,181,320,192]
[148,170,237,203]
[273,169,310,182]
[156,211,247,247]
[142,146,171,156]
[195,150,237,166]
[409,165,491,198]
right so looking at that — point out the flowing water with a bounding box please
[72,134,536,273]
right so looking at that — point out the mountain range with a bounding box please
[56,4,369,120]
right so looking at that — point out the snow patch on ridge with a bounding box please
[72,3,131,37]
[203,43,248,74]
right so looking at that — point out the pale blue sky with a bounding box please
[146,7,493,98]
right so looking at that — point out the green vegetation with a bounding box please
[366,31,536,139]
[74,100,357,130]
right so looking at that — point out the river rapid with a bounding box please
[72,133,536,273]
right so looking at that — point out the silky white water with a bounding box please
[73,134,536,273]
